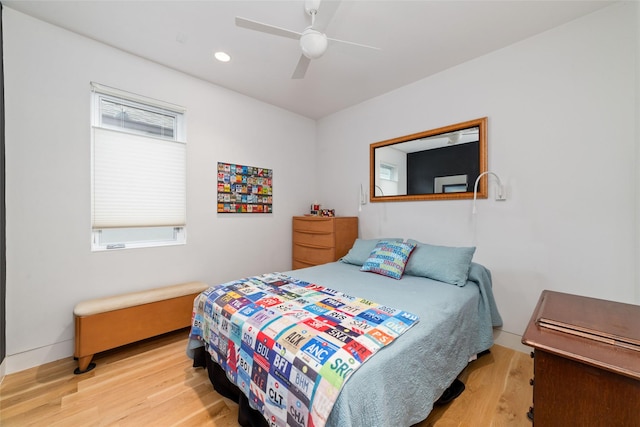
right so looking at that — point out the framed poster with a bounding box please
[217,162,273,213]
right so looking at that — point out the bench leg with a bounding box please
[74,355,96,375]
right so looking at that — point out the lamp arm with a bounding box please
[473,171,503,214]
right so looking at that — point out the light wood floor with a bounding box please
[0,329,533,426]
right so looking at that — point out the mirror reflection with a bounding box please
[370,117,487,202]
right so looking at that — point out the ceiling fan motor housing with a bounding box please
[300,28,328,59]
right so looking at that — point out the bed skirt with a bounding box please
[192,345,475,427]
[192,346,268,427]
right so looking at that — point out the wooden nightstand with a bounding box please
[292,216,358,269]
[522,290,640,426]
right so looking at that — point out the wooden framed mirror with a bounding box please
[370,117,487,202]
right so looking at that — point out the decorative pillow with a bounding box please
[360,241,417,280]
[404,239,476,286]
[340,238,404,266]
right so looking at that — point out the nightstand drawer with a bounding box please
[293,218,333,233]
[293,231,334,247]
[292,243,334,265]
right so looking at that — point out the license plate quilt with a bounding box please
[189,273,419,427]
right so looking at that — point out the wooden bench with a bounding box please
[73,281,209,374]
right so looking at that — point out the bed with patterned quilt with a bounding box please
[187,238,502,427]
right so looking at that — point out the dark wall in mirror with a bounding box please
[370,117,487,202]
[407,143,479,194]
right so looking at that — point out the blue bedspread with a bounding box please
[188,272,420,426]
[189,261,501,427]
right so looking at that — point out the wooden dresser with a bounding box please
[522,290,640,426]
[292,216,358,270]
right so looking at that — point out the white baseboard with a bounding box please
[493,329,531,354]
[5,339,74,375]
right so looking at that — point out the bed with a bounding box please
[187,239,502,427]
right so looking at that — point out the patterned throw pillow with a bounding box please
[360,240,417,280]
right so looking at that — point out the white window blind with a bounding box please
[380,163,397,182]
[92,127,186,229]
[90,83,187,250]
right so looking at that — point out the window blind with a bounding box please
[90,82,186,114]
[92,127,186,229]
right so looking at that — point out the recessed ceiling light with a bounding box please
[214,51,231,63]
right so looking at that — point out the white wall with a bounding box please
[4,2,638,373]
[317,2,639,347]
[3,8,316,373]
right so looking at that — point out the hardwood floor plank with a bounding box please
[49,408,100,427]
[0,329,532,426]
[66,353,187,406]
[118,382,229,426]
[492,349,534,425]
[0,379,80,422]
[418,345,533,427]
[174,394,240,427]
[75,340,187,392]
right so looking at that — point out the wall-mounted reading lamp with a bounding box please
[472,171,506,214]
[360,184,385,212]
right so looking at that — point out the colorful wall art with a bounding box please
[217,162,273,213]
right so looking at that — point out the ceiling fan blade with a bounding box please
[292,55,311,79]
[235,17,301,40]
[327,36,380,51]
[313,0,341,32]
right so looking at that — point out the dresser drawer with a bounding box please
[293,217,333,233]
[293,231,334,247]
[293,243,334,265]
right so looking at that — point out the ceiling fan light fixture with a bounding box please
[448,132,462,144]
[300,29,327,59]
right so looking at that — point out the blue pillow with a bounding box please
[404,240,475,286]
[360,241,416,280]
[340,238,404,266]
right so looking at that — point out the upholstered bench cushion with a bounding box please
[73,281,209,317]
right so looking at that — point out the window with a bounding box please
[91,83,186,251]
[380,163,397,182]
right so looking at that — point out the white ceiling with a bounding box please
[4,0,615,119]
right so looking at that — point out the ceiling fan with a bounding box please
[445,128,479,145]
[235,0,379,79]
